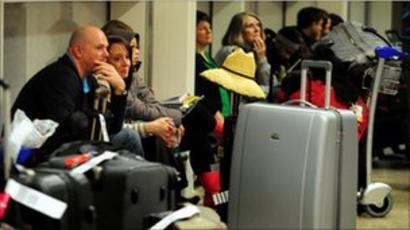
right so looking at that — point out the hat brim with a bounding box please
[200,69,266,99]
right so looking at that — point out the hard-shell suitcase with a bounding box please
[228,61,358,229]
[11,167,96,230]
[91,152,178,230]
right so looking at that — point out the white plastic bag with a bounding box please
[8,109,59,162]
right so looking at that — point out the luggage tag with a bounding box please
[212,190,229,206]
[98,114,110,142]
[0,193,11,219]
[350,103,363,123]
[70,151,117,175]
[5,179,67,219]
[64,154,91,169]
[149,204,200,230]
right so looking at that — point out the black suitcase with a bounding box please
[92,152,178,230]
[47,143,179,230]
[1,79,96,230]
[10,167,96,230]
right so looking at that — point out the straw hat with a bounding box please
[200,48,266,99]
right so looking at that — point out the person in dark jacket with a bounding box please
[12,26,144,164]
[192,10,227,207]
[297,7,326,48]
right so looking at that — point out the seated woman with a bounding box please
[105,31,177,149]
[214,11,277,96]
[103,20,223,207]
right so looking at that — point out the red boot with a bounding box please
[198,171,221,207]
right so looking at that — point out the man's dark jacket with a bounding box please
[12,54,126,163]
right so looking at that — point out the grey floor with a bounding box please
[182,151,410,229]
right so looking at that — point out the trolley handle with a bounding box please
[300,60,333,109]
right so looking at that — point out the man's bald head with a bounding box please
[67,26,109,78]
[69,26,104,48]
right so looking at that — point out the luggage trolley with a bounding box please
[357,46,406,217]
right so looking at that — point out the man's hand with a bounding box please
[93,60,126,95]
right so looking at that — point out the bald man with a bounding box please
[12,26,144,164]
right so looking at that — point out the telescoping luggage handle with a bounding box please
[300,60,333,109]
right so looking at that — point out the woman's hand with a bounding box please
[93,60,126,95]
[253,36,266,61]
[145,117,176,147]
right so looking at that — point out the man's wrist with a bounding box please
[114,88,127,95]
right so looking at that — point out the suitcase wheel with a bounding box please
[364,194,393,218]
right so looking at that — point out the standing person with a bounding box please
[296,7,326,48]
[214,11,276,96]
[12,26,144,164]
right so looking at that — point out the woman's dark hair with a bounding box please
[197,10,211,25]
[102,19,139,46]
[102,20,141,71]
[329,13,344,29]
[102,19,133,35]
[107,35,133,89]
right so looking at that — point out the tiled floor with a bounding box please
[357,167,410,229]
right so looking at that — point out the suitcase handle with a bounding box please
[300,60,333,109]
[282,99,317,108]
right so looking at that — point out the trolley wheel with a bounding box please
[364,194,393,217]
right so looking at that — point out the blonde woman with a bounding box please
[214,12,277,95]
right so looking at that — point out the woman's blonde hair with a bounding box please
[221,12,264,47]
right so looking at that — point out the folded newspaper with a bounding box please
[161,94,204,115]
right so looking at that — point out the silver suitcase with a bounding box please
[228,61,358,229]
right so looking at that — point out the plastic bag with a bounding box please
[7,109,58,162]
